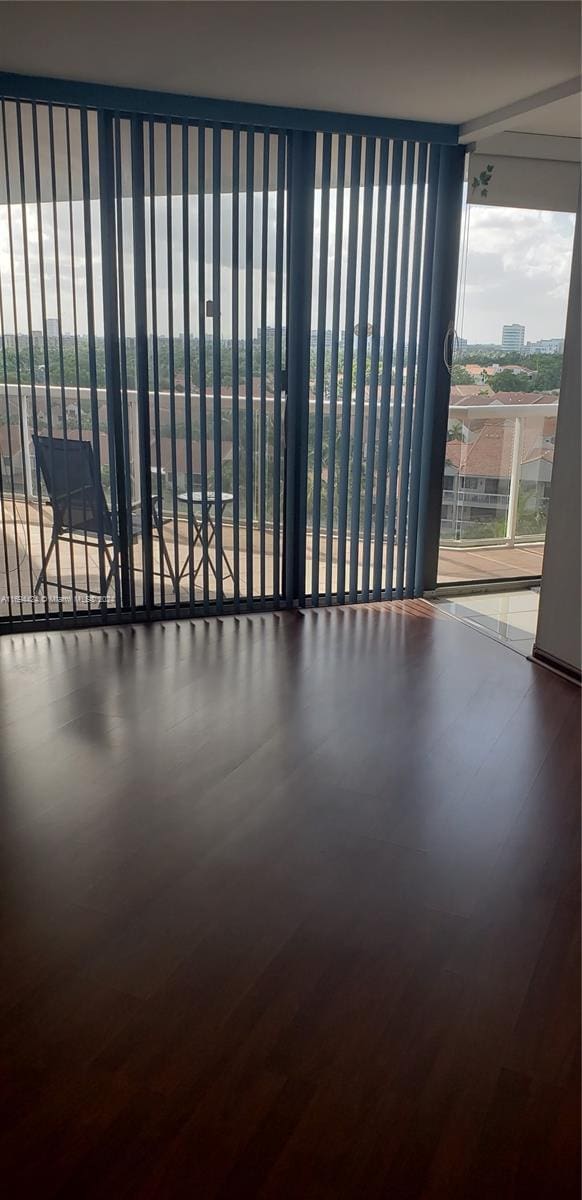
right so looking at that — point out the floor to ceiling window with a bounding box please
[0,82,463,633]
[436,194,576,588]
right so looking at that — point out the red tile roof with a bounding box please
[450,390,557,408]
[449,385,492,402]
[445,418,555,480]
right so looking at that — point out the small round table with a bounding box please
[176,491,235,586]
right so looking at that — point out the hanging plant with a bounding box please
[471,164,494,198]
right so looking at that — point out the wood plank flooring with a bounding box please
[0,601,579,1197]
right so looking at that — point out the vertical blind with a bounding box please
[0,93,461,632]
[137,121,287,617]
[0,100,106,628]
[306,132,440,605]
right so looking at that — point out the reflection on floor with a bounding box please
[437,541,544,585]
[434,588,540,658]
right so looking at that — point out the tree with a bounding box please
[451,365,473,385]
[530,355,562,392]
[490,370,533,393]
[447,420,466,442]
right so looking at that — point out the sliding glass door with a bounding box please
[0,103,289,628]
[437,201,577,588]
[0,82,463,633]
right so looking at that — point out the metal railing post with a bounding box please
[131,117,154,615]
[128,394,141,505]
[98,109,131,612]
[506,415,523,546]
[22,394,33,496]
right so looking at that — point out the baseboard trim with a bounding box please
[530,644,582,686]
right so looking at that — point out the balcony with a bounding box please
[437,399,556,585]
[1,390,554,618]
[1,403,554,624]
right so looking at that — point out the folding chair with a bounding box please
[32,435,170,598]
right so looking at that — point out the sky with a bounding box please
[0,193,576,347]
[457,204,576,346]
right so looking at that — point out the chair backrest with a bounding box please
[32,435,113,538]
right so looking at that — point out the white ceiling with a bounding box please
[0,0,580,129]
[510,93,582,138]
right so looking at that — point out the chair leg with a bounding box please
[34,531,57,596]
[103,543,118,596]
[160,532,178,590]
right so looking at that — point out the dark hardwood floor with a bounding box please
[0,600,579,1198]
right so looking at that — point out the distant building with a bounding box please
[310,329,333,349]
[464,362,533,381]
[463,363,492,382]
[501,324,525,352]
[45,318,60,338]
[258,326,286,345]
[453,334,467,354]
[501,364,535,377]
[464,364,485,380]
[525,338,564,356]
[449,384,493,402]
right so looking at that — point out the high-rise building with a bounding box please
[501,323,525,352]
[45,318,60,338]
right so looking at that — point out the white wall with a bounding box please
[534,197,581,676]
[468,152,580,213]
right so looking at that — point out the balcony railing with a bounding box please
[1,384,558,613]
[440,402,557,549]
[443,488,510,508]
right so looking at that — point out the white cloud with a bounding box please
[1,195,576,347]
[459,205,576,344]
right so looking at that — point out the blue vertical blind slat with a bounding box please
[372,138,402,599]
[244,130,254,603]
[231,128,241,610]
[212,124,224,614]
[272,132,286,605]
[197,124,211,612]
[323,133,346,607]
[361,137,389,602]
[311,131,331,604]
[405,143,440,598]
[348,135,376,603]
[335,135,362,604]
[395,140,428,599]
[383,140,415,599]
